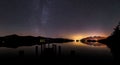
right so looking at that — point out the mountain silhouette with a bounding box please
[0,34,74,48]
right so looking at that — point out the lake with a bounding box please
[0,41,112,59]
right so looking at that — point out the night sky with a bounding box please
[0,0,120,39]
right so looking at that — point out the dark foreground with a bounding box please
[0,35,116,65]
[0,53,114,65]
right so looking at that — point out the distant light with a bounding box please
[67,32,108,42]
[70,34,88,40]
[40,39,45,42]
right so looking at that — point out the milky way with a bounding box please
[0,0,120,38]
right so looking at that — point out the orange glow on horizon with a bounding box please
[68,32,108,40]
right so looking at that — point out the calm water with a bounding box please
[0,41,112,59]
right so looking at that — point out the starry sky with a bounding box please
[0,0,120,39]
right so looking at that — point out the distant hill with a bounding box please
[0,34,74,48]
[81,36,106,42]
[80,36,106,46]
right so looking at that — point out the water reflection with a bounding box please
[0,42,113,65]
[0,42,111,57]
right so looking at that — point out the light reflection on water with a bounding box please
[0,42,112,58]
